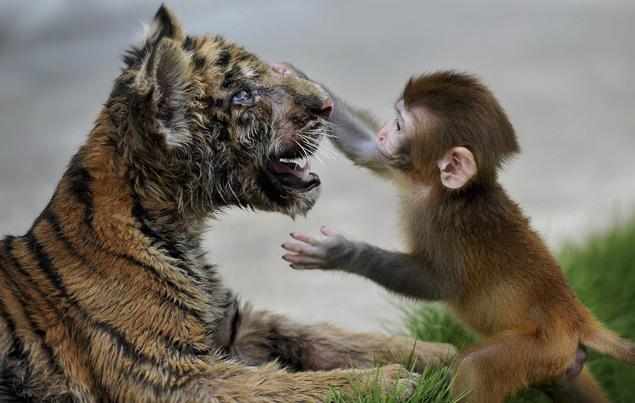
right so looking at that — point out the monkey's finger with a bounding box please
[281,242,324,257]
[320,225,338,237]
[282,253,325,266]
[279,62,309,79]
[290,232,320,246]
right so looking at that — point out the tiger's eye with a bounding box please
[232,90,254,106]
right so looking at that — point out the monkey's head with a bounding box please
[111,6,332,220]
[377,71,519,190]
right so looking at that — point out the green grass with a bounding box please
[328,216,635,402]
[326,363,462,403]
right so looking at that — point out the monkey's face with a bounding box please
[377,103,478,189]
[376,101,415,170]
[399,71,520,186]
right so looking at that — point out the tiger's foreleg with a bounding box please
[182,360,419,402]
[216,303,456,372]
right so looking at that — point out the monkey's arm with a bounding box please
[282,226,444,300]
[278,63,392,177]
[327,98,393,176]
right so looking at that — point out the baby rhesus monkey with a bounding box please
[279,65,635,402]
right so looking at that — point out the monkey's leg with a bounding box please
[548,367,608,403]
[451,330,582,403]
[220,304,455,372]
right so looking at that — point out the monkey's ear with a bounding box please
[437,147,477,189]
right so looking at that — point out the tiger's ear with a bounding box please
[124,4,184,68]
[132,37,192,145]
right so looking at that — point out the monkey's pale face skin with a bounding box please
[377,102,415,160]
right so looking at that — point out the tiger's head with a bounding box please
[106,5,331,223]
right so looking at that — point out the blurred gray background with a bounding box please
[1,0,634,333]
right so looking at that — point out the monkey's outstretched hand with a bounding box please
[282,226,352,270]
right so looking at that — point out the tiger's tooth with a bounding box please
[302,167,310,181]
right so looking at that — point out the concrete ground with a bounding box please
[1,0,634,333]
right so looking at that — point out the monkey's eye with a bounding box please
[232,90,255,106]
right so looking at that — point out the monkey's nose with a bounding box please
[319,98,334,119]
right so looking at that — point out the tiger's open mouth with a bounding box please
[267,150,321,193]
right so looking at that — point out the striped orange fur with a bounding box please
[0,5,455,401]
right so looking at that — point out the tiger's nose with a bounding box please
[318,98,334,119]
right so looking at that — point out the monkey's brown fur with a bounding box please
[287,69,635,402]
[0,6,455,401]
[398,72,633,401]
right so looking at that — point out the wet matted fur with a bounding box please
[0,5,455,401]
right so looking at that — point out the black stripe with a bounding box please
[7,238,113,401]
[23,233,65,292]
[0,245,23,348]
[0,278,30,399]
[41,210,208,328]
[228,305,241,348]
[155,5,176,39]
[41,214,209,356]
[43,205,204,311]
[109,75,134,101]
[129,194,207,285]
[2,238,62,374]
[123,46,147,69]
[130,194,186,260]
[6,236,187,397]
[205,118,231,142]
[0,289,20,355]
[23,230,202,371]
[182,36,197,53]
[18,230,178,397]
[221,65,242,90]
[203,96,224,110]
[235,53,256,63]
[214,48,231,68]
[64,156,94,230]
[63,163,207,311]
[193,55,207,70]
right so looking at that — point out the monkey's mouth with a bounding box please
[267,153,321,192]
